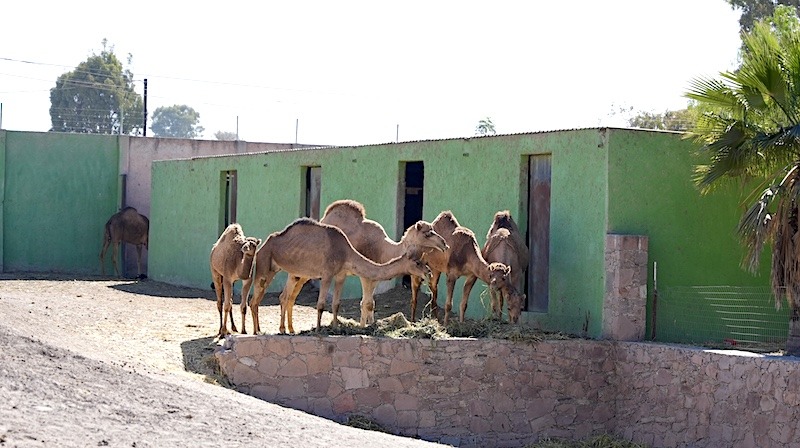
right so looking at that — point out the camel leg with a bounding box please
[410,275,422,322]
[444,275,458,326]
[99,239,111,276]
[489,288,501,320]
[135,245,145,279]
[330,278,345,329]
[212,272,225,336]
[316,278,332,330]
[111,242,121,277]
[286,278,306,334]
[240,277,253,334]
[221,279,234,337]
[278,276,302,334]
[460,275,478,323]
[249,272,276,335]
[359,278,377,327]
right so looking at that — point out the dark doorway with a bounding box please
[220,170,238,233]
[302,166,322,219]
[399,161,424,287]
[527,155,551,312]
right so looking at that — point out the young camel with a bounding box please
[242,218,432,334]
[482,226,528,323]
[209,223,262,337]
[409,211,510,325]
[99,207,149,279]
[282,199,449,326]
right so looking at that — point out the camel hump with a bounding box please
[323,200,366,220]
[435,210,459,225]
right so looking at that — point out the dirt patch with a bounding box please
[0,272,444,447]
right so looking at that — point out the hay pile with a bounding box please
[299,312,572,342]
[527,434,648,447]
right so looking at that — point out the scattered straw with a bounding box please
[526,434,648,448]
[299,312,573,342]
[345,415,390,433]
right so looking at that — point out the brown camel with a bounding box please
[99,207,149,279]
[482,222,528,323]
[409,211,510,324]
[242,218,432,334]
[282,199,448,327]
[209,223,262,337]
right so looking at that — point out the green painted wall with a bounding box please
[606,129,773,342]
[3,131,120,273]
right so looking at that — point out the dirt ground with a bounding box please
[0,272,446,447]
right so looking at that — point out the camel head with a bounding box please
[403,250,432,279]
[404,221,449,254]
[487,262,511,292]
[507,291,526,324]
[241,237,262,257]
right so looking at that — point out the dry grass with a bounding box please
[344,415,391,433]
[526,434,648,448]
[299,312,574,342]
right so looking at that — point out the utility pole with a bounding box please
[295,118,299,144]
[142,78,148,137]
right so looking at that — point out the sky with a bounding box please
[0,1,743,147]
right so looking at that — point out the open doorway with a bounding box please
[398,161,424,287]
[220,170,238,234]
[301,166,321,219]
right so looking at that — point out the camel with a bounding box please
[482,210,529,323]
[282,199,449,326]
[242,218,432,334]
[209,223,262,337]
[482,224,528,323]
[409,211,511,325]
[99,207,149,279]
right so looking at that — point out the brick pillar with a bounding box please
[603,234,648,341]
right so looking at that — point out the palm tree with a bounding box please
[685,6,800,354]
[475,117,496,136]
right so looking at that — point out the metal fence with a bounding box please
[654,286,789,353]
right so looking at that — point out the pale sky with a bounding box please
[0,1,742,146]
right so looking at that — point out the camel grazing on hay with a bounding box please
[242,218,432,334]
[481,210,529,323]
[282,199,448,326]
[409,211,510,325]
[99,207,149,279]
[209,224,262,337]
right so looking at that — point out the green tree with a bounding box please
[214,131,238,141]
[726,0,800,32]
[475,117,496,136]
[150,105,205,138]
[49,40,143,135]
[686,6,800,354]
[628,108,693,131]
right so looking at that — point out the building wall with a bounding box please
[1,130,120,274]
[605,129,776,342]
[149,130,617,334]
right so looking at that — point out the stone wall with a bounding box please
[603,234,648,341]
[216,336,800,448]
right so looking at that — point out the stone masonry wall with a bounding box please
[603,234,648,341]
[216,336,800,448]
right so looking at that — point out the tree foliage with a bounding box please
[475,117,496,136]
[150,105,205,139]
[685,7,800,353]
[627,105,700,132]
[726,0,800,32]
[214,131,238,141]
[49,40,143,135]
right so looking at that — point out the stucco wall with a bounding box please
[216,336,800,448]
[1,130,119,274]
[120,137,314,276]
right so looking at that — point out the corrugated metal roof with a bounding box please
[163,126,684,163]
